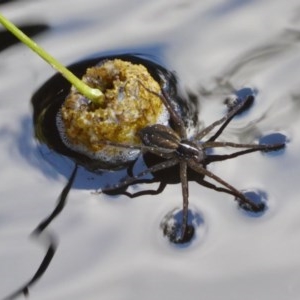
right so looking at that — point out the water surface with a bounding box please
[1,1,300,300]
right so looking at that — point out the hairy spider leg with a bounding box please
[207,95,254,142]
[188,161,264,211]
[194,95,254,141]
[205,146,283,164]
[179,161,189,241]
[203,141,285,152]
[138,79,187,138]
[3,165,78,300]
[198,95,284,152]
[200,178,243,197]
[199,146,283,198]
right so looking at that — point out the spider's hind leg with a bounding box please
[190,162,265,212]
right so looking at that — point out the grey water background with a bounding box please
[1,0,300,299]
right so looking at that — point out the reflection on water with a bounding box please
[1,1,300,300]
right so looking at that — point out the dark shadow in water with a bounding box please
[0,24,50,52]
[15,115,108,190]
[0,0,22,4]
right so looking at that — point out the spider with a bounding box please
[98,78,285,242]
[4,56,285,300]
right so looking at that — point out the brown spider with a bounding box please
[99,78,285,243]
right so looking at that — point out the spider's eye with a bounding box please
[176,141,204,162]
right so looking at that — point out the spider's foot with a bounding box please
[237,190,268,215]
[239,201,266,213]
[259,133,287,153]
[178,225,195,244]
[225,94,255,115]
[160,208,203,245]
[261,143,285,153]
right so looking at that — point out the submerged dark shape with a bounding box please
[6,54,285,299]
[0,24,49,52]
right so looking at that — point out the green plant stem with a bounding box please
[0,13,104,104]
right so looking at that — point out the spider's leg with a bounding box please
[206,148,269,164]
[138,80,186,138]
[189,162,263,212]
[195,95,254,141]
[179,161,189,241]
[3,165,78,300]
[200,178,242,198]
[205,143,284,164]
[99,159,178,194]
[161,88,187,138]
[203,141,285,151]
[207,95,255,142]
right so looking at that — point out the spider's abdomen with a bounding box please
[176,140,205,162]
[139,124,180,152]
